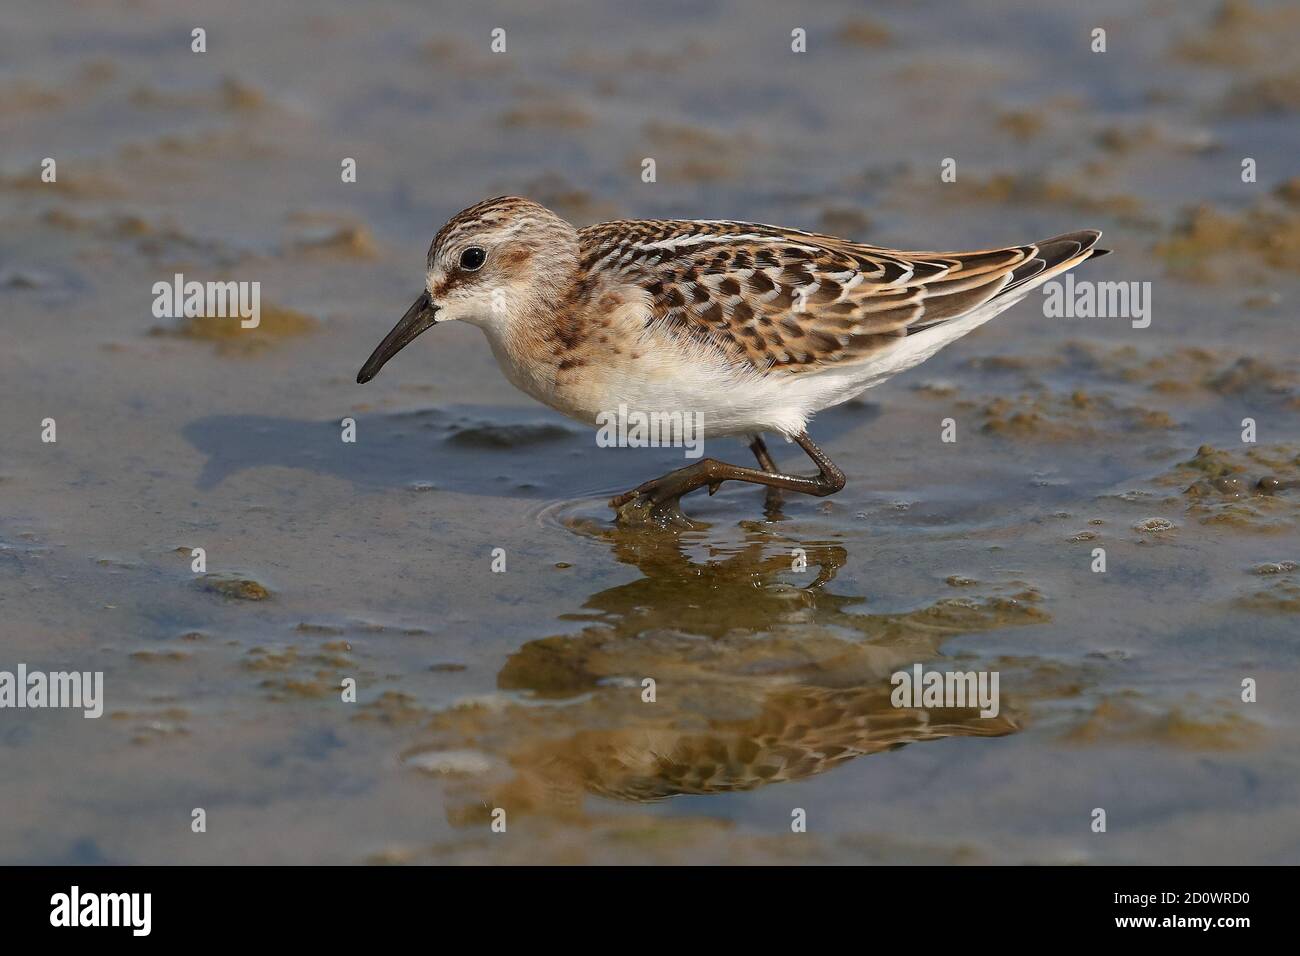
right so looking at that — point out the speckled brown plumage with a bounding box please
[576,216,1103,375]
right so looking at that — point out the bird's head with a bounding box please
[357,196,578,384]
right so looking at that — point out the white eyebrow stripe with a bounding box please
[485,217,535,241]
[437,214,537,258]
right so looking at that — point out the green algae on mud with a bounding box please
[198,572,273,601]
[151,301,318,354]
[1161,444,1300,531]
[1062,693,1264,750]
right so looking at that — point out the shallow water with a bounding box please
[2,0,1299,863]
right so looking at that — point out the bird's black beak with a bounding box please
[356,292,440,384]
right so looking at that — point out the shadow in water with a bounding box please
[181,401,878,500]
[420,521,1051,822]
[185,405,590,496]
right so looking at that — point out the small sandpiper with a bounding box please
[357,197,1108,526]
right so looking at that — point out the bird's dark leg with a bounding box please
[748,434,785,516]
[611,432,846,528]
[749,435,778,473]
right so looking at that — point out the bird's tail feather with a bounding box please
[999,229,1107,298]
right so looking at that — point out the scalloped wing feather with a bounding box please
[576,219,1102,375]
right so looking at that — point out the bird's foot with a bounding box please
[609,469,719,530]
[609,488,701,530]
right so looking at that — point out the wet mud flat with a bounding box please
[1,0,1299,863]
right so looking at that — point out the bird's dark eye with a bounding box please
[459,247,487,271]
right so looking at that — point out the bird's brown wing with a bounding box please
[577,219,1103,374]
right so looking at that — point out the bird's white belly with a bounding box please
[484,292,1024,440]
[583,296,1023,438]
